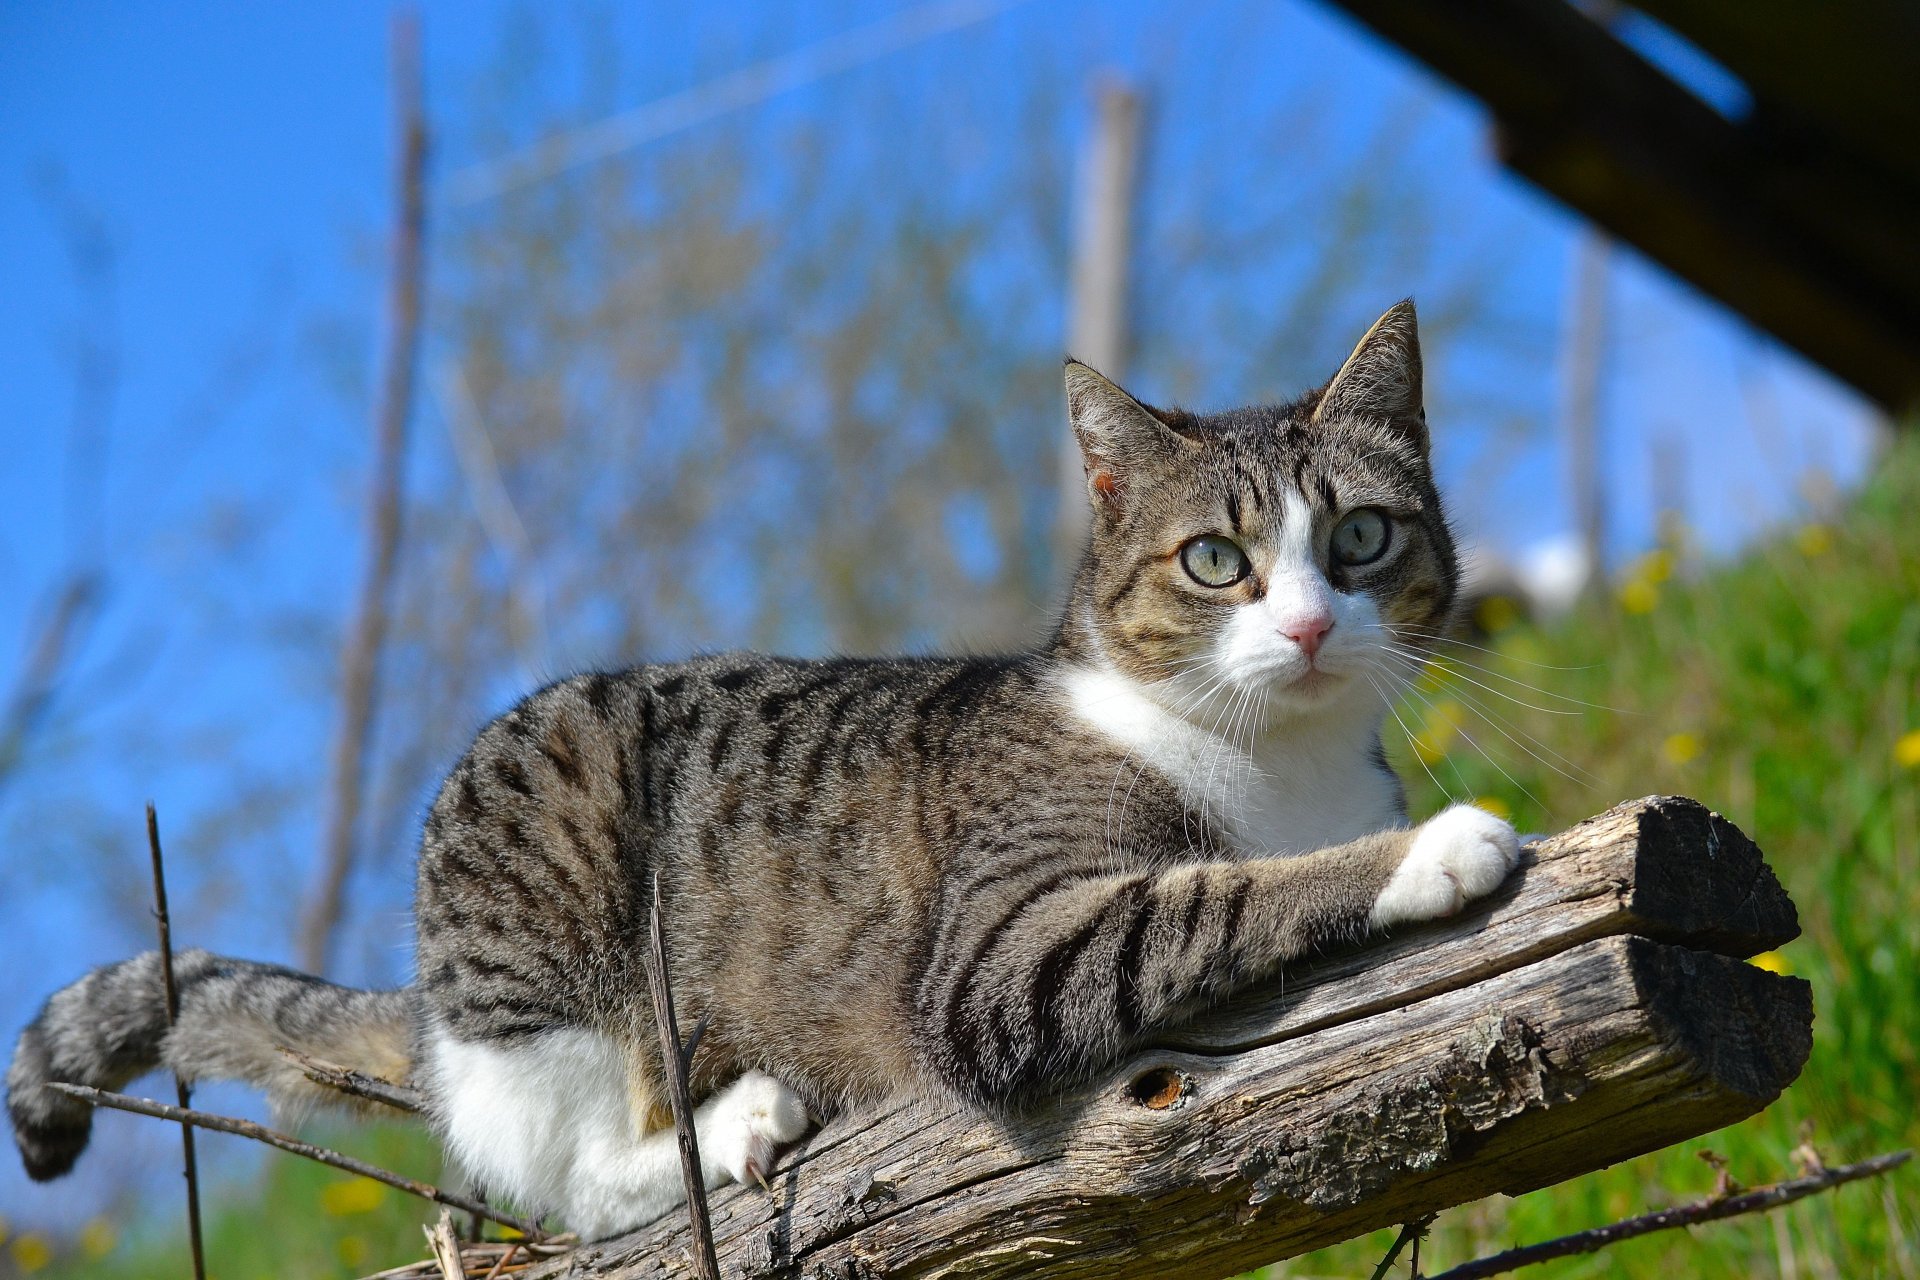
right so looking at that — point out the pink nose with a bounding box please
[1282,614,1333,659]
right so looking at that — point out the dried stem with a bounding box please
[1428,1150,1913,1279]
[46,1083,548,1240]
[645,872,721,1280]
[147,804,207,1280]
[278,1045,425,1113]
[300,9,431,973]
[1369,1215,1434,1280]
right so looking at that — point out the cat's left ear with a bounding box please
[1312,299,1427,454]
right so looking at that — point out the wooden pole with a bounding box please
[1562,227,1611,598]
[302,13,431,973]
[1058,76,1146,575]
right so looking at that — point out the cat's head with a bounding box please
[1064,300,1457,728]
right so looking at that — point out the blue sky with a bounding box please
[0,0,1883,1234]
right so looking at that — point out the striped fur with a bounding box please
[9,301,1517,1237]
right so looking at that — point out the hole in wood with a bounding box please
[1128,1066,1187,1110]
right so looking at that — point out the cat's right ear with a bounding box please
[1064,360,1189,515]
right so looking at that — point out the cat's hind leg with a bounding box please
[423,1026,809,1240]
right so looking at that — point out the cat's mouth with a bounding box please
[1286,667,1343,697]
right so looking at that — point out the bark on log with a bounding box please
[533,795,1809,1280]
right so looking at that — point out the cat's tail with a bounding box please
[8,949,415,1181]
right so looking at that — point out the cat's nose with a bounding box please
[1281,614,1333,659]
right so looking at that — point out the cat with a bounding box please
[7,301,1519,1241]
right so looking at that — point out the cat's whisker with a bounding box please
[1377,644,1588,717]
[1383,663,1497,801]
[1422,678,1605,789]
[1382,640,1627,714]
[1389,624,1604,672]
[1366,669,1461,807]
[1388,666,1550,813]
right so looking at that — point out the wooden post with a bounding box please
[1058,77,1146,575]
[1562,228,1611,598]
[519,797,1810,1280]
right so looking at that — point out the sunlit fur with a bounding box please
[9,301,1518,1243]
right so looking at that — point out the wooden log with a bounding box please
[530,796,1808,1280]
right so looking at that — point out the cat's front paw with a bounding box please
[705,1070,810,1190]
[1370,805,1519,928]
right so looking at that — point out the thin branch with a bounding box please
[300,9,431,973]
[443,0,1028,205]
[277,1045,424,1113]
[0,575,102,796]
[1428,1151,1913,1280]
[1370,1216,1434,1280]
[46,1083,548,1240]
[645,871,721,1280]
[147,804,207,1280]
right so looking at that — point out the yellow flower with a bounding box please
[337,1235,370,1269]
[1637,548,1675,584]
[1663,732,1702,765]
[1895,729,1920,769]
[79,1218,116,1260]
[1795,524,1834,557]
[321,1176,388,1216]
[1618,579,1659,614]
[1474,796,1512,820]
[1750,951,1791,975]
[1474,594,1520,634]
[11,1233,53,1274]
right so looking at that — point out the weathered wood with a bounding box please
[524,796,1807,1280]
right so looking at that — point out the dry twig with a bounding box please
[300,9,432,973]
[45,1082,548,1239]
[278,1044,424,1113]
[425,1209,464,1280]
[645,871,721,1280]
[146,804,207,1280]
[1370,1215,1434,1280]
[1427,1150,1912,1279]
[359,1237,573,1280]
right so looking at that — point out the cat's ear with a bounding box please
[1064,360,1190,514]
[1312,299,1427,453]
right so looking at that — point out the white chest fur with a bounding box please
[1059,661,1403,855]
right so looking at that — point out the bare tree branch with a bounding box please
[645,873,721,1280]
[1428,1150,1913,1280]
[147,804,207,1280]
[301,10,431,973]
[46,1083,549,1240]
[277,1045,424,1114]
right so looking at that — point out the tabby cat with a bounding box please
[8,301,1519,1240]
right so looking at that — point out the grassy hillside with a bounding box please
[18,441,1919,1278]
[1283,433,1920,1277]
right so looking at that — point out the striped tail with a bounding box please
[7,949,414,1181]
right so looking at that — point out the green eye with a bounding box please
[1180,535,1250,588]
[1332,508,1392,566]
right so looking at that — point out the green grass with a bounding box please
[1261,435,1920,1278]
[23,442,1920,1279]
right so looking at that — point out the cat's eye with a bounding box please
[1331,508,1392,567]
[1180,535,1250,588]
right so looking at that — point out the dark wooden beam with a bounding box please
[1627,0,1920,191]
[1317,0,1920,414]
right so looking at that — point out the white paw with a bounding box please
[705,1070,810,1189]
[1370,805,1520,928]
